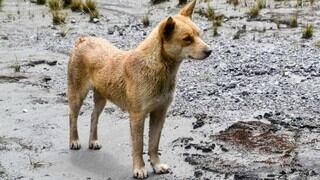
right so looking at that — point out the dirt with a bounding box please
[1,0,320,179]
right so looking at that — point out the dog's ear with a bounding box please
[160,17,175,40]
[179,0,196,18]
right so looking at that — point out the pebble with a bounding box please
[107,27,115,35]
[194,170,203,178]
[92,18,99,23]
[1,36,8,40]
[42,76,52,82]
[47,60,57,66]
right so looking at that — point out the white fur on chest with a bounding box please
[142,91,174,112]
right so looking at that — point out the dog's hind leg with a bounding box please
[148,106,170,174]
[89,89,106,150]
[68,67,90,150]
[68,87,89,150]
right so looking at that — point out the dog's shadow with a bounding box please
[69,150,132,179]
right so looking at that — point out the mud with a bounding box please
[1,0,320,179]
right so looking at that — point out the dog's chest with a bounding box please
[142,79,175,111]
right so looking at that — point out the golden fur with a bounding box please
[67,0,211,178]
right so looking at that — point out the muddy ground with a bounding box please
[1,0,320,179]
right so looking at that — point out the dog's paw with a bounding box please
[152,163,170,174]
[70,140,81,150]
[89,140,102,150]
[133,167,148,179]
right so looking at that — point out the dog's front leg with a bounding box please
[149,106,170,174]
[130,112,148,179]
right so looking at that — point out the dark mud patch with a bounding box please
[212,121,295,154]
[174,121,317,179]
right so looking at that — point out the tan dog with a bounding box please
[67,0,211,178]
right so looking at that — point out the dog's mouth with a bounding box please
[188,55,208,60]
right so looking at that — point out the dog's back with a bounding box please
[70,35,125,70]
[68,36,128,109]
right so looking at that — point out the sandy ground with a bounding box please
[1,0,320,179]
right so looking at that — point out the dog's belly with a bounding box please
[101,87,128,111]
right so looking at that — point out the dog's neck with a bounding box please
[136,26,182,76]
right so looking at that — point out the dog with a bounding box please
[67,0,211,178]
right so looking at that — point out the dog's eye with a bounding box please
[183,36,193,42]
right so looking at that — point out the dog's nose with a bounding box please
[204,49,212,57]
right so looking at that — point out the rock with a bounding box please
[28,60,46,66]
[221,146,228,152]
[92,18,99,23]
[1,36,8,40]
[224,82,237,90]
[42,76,52,82]
[201,147,212,153]
[185,144,191,149]
[192,119,204,129]
[47,60,57,66]
[107,27,115,35]
[234,173,260,180]
[172,137,194,145]
[263,112,273,119]
[194,170,203,178]
[51,26,57,30]
[23,109,28,113]
[71,19,76,23]
[280,170,286,175]
[118,29,124,36]
[192,113,207,129]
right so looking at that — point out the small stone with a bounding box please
[42,76,52,82]
[92,18,99,23]
[71,19,76,23]
[118,29,124,36]
[1,36,8,40]
[202,147,212,153]
[194,170,203,178]
[263,112,273,119]
[23,109,28,113]
[47,60,57,66]
[280,170,286,175]
[182,152,190,156]
[107,27,115,35]
[185,144,191,149]
[221,146,228,152]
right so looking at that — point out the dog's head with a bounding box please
[159,0,211,61]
